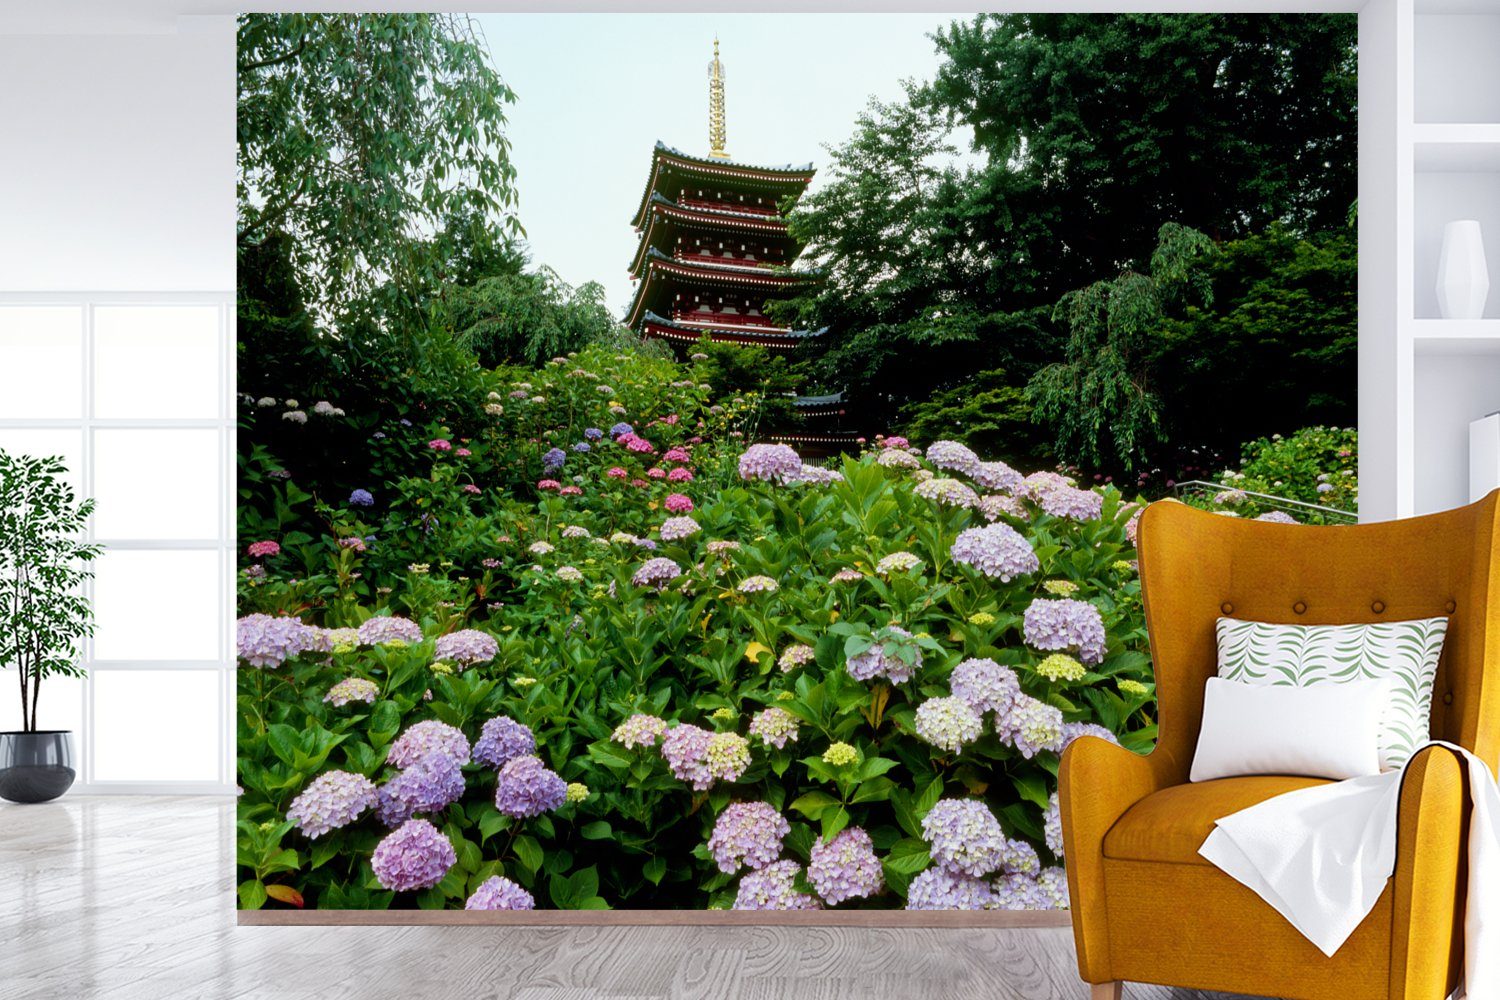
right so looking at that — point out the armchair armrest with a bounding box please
[1389,745,1468,1000]
[1059,736,1175,981]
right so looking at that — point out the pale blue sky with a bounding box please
[475,13,964,315]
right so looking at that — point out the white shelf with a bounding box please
[1413,318,1500,354]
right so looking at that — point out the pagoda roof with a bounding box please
[793,391,845,407]
[631,141,815,229]
[623,248,818,328]
[629,203,796,279]
[639,311,825,352]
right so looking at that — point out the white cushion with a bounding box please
[1216,616,1448,771]
[1190,676,1389,782]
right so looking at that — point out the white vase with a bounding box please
[1436,220,1490,320]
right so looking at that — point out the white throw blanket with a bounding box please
[1199,741,1500,999]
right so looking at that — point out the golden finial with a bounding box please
[708,36,728,159]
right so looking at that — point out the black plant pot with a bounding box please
[0,730,76,803]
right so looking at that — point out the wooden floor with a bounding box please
[0,796,1265,1000]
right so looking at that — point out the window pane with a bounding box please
[94,305,219,419]
[0,428,84,494]
[0,306,83,418]
[93,429,219,540]
[93,549,220,660]
[92,670,220,782]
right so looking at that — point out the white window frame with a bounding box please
[0,291,235,795]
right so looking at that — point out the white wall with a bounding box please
[0,17,234,292]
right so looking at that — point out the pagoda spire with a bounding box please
[708,37,728,159]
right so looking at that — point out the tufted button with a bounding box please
[1221,602,1234,615]
[1372,601,1385,614]
[1293,601,1307,615]
[1443,692,1454,706]
[1446,600,1457,614]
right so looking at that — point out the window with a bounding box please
[0,295,232,794]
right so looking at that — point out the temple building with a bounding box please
[623,40,825,354]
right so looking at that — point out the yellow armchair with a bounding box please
[1060,491,1500,1000]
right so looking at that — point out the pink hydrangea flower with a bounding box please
[559,485,583,496]
[647,467,666,479]
[427,439,452,451]
[537,479,561,491]
[455,447,471,457]
[606,467,628,479]
[247,540,280,558]
[667,467,693,482]
[663,448,691,463]
[664,493,694,513]
[462,484,481,494]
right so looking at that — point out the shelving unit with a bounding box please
[1364,0,1500,518]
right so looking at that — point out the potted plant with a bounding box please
[0,451,100,803]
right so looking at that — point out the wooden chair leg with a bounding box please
[1090,983,1123,1000]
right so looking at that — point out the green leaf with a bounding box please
[789,790,839,821]
[579,820,612,840]
[238,879,267,910]
[513,834,544,874]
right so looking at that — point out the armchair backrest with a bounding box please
[1136,491,1500,781]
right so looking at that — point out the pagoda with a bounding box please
[624,40,824,353]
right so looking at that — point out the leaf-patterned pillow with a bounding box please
[1215,616,1449,771]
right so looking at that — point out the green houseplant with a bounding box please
[0,451,101,803]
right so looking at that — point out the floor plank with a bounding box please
[0,797,1268,1000]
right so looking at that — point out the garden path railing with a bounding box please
[1170,480,1358,525]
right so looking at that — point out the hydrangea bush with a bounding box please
[236,348,1154,911]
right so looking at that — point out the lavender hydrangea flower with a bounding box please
[992,867,1069,910]
[609,422,633,438]
[737,443,804,484]
[236,614,319,668]
[876,448,920,470]
[660,724,714,789]
[1044,791,1064,857]
[572,441,591,453]
[1037,485,1104,521]
[324,677,379,707]
[925,440,981,476]
[808,826,884,905]
[466,875,535,910]
[494,755,567,818]
[737,575,778,594]
[1023,471,1075,499]
[875,551,921,575]
[584,427,604,441]
[777,644,815,672]
[748,707,799,749]
[1256,510,1299,524]
[612,713,668,749]
[376,753,466,826]
[950,523,1039,581]
[905,867,997,910]
[357,615,424,647]
[348,488,375,507]
[998,694,1066,759]
[542,447,567,470]
[1022,598,1107,665]
[631,557,682,590]
[922,799,1008,877]
[791,463,843,485]
[845,626,920,684]
[473,715,536,769]
[733,860,823,910]
[1001,837,1040,875]
[659,516,700,542]
[287,770,377,838]
[1061,721,1119,750]
[707,802,789,873]
[971,460,1024,494]
[370,818,455,892]
[387,720,471,769]
[914,696,984,753]
[913,477,980,509]
[949,658,1021,717]
[433,629,498,666]
[976,493,1029,522]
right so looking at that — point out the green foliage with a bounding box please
[1187,426,1358,521]
[445,266,624,369]
[236,351,1154,910]
[896,369,1046,468]
[237,13,520,316]
[0,452,102,732]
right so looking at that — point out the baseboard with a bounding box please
[236,909,1075,928]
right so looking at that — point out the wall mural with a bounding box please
[234,12,1358,912]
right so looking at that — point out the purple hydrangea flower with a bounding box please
[433,628,499,666]
[572,441,591,453]
[925,440,981,476]
[494,755,567,818]
[905,867,997,910]
[236,614,319,668]
[473,715,536,769]
[370,818,455,892]
[465,875,535,911]
[542,447,567,470]
[1061,721,1119,751]
[733,860,823,910]
[976,493,1029,522]
[748,707,799,749]
[950,522,1039,581]
[584,427,604,441]
[357,615,424,646]
[914,696,984,753]
[971,461,1024,494]
[376,753,466,826]
[845,626,921,685]
[611,713,667,749]
[922,799,1008,877]
[1044,791,1063,857]
[707,802,789,873]
[631,557,682,589]
[286,770,377,838]
[1001,837,1040,875]
[1256,510,1299,524]
[609,422,634,438]
[387,720,471,769]
[660,724,714,790]
[659,516,700,542]
[991,867,1069,910]
[348,488,375,507]
[1022,598,1107,665]
[737,443,804,484]
[949,658,1021,717]
[997,694,1065,759]
[1037,485,1104,521]
[808,826,884,905]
